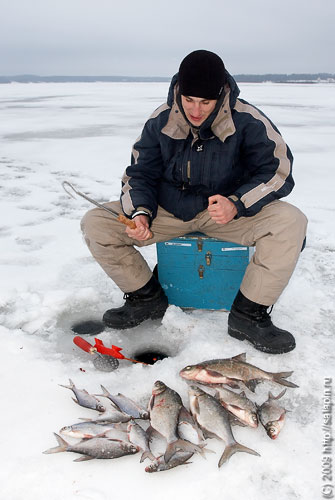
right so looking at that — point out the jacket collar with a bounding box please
[162,72,238,143]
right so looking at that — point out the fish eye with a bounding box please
[184,366,192,371]
[252,415,258,423]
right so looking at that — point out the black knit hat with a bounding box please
[178,50,226,100]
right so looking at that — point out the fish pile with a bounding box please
[43,353,297,472]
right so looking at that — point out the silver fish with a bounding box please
[258,389,287,439]
[60,421,125,439]
[97,386,149,419]
[43,433,138,461]
[127,420,156,462]
[145,451,194,473]
[180,353,298,392]
[148,380,202,463]
[82,406,132,424]
[59,379,105,412]
[188,385,260,467]
[211,385,258,428]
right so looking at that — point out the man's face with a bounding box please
[181,95,217,126]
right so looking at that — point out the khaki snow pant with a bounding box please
[81,200,307,306]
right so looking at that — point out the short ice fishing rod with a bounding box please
[62,180,138,230]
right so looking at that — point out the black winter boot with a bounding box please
[228,291,296,354]
[103,276,168,329]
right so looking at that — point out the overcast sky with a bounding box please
[1,0,334,76]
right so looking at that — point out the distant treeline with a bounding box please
[234,73,335,83]
[0,73,334,84]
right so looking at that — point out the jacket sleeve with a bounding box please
[229,103,294,218]
[120,116,165,220]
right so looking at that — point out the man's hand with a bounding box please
[208,195,238,224]
[126,215,152,240]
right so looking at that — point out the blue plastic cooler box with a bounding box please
[156,233,252,311]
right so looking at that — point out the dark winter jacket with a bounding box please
[120,72,294,222]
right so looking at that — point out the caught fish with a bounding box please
[188,385,260,467]
[43,433,138,461]
[97,386,149,419]
[82,407,132,424]
[148,380,202,463]
[145,451,194,473]
[211,385,258,428]
[127,420,156,462]
[60,421,125,439]
[258,389,287,439]
[180,353,298,392]
[59,379,105,412]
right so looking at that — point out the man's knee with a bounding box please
[268,202,308,237]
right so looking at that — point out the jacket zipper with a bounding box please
[187,161,191,181]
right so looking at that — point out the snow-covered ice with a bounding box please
[0,81,334,500]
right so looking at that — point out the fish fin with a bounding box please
[196,423,218,439]
[193,396,201,414]
[78,417,93,422]
[230,404,244,411]
[229,415,247,427]
[164,440,202,463]
[95,389,120,410]
[205,368,227,379]
[224,379,241,390]
[73,455,94,462]
[71,397,80,405]
[96,385,111,398]
[269,389,287,400]
[140,450,156,463]
[200,446,216,455]
[148,395,155,412]
[94,431,110,438]
[276,370,293,378]
[43,433,68,454]
[59,383,72,390]
[178,406,192,422]
[146,425,163,442]
[279,412,286,422]
[272,372,299,389]
[243,380,260,393]
[197,443,215,459]
[232,353,247,362]
[218,442,260,467]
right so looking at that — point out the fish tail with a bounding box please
[164,439,201,464]
[272,371,299,388]
[140,450,156,463]
[97,384,110,397]
[43,433,68,454]
[218,442,260,467]
[59,378,75,390]
[268,389,287,400]
[97,385,119,409]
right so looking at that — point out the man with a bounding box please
[81,50,307,355]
